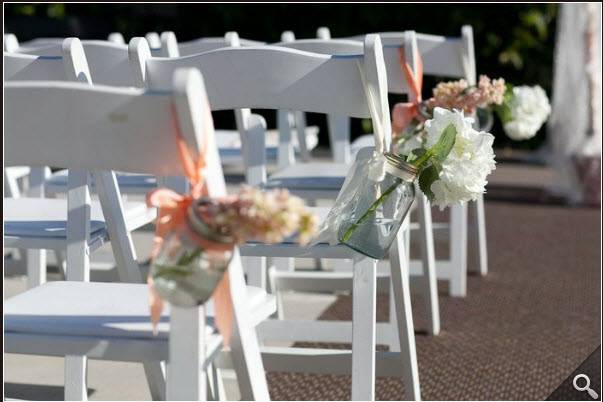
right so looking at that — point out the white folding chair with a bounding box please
[130,34,420,400]
[255,32,440,336]
[155,30,320,168]
[4,40,158,287]
[5,68,275,401]
[3,39,170,399]
[345,26,486,294]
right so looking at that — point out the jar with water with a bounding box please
[338,152,417,259]
[151,198,234,307]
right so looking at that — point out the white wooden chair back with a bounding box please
[4,39,90,84]
[155,31,261,57]
[5,70,215,182]
[273,34,417,96]
[14,39,149,87]
[348,26,476,84]
[11,32,126,51]
[141,36,390,126]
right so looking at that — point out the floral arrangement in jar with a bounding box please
[150,186,317,307]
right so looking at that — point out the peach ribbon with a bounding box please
[146,103,234,346]
[391,47,424,135]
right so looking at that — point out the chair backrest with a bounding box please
[145,32,162,50]
[4,38,91,84]
[4,33,20,52]
[156,31,264,57]
[5,69,224,191]
[108,32,126,45]
[272,33,417,96]
[140,35,390,126]
[12,32,127,51]
[346,26,476,84]
[13,39,149,87]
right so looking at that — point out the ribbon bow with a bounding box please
[146,103,234,346]
[392,47,424,135]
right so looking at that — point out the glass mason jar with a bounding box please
[151,198,234,307]
[338,153,417,259]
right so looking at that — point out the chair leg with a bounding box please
[243,256,267,290]
[449,204,468,297]
[166,306,207,401]
[268,266,286,320]
[64,355,88,401]
[417,197,441,335]
[24,167,48,288]
[389,228,421,401]
[273,257,294,273]
[327,114,351,164]
[144,361,166,401]
[94,171,144,283]
[472,195,488,276]
[26,249,46,289]
[351,255,377,401]
[64,171,91,401]
[387,278,401,352]
[229,250,271,400]
[293,111,311,162]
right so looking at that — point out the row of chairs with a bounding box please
[4,26,488,401]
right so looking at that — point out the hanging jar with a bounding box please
[338,152,417,259]
[151,198,234,307]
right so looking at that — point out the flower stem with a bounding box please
[340,154,429,244]
[341,178,402,242]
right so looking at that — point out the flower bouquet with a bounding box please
[150,186,317,307]
[494,85,551,141]
[317,58,502,259]
[330,107,497,259]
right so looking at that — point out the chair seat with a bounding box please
[3,197,156,249]
[5,281,275,341]
[216,126,319,164]
[264,162,350,191]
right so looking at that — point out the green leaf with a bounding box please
[494,103,513,124]
[429,124,456,162]
[418,164,440,201]
[411,148,426,158]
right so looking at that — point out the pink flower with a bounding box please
[196,186,317,245]
[428,75,505,114]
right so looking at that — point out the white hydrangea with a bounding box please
[503,85,551,141]
[424,107,496,209]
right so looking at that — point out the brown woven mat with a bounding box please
[266,201,601,400]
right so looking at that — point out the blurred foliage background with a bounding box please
[5,3,558,150]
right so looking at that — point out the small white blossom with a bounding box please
[424,108,496,209]
[503,85,551,141]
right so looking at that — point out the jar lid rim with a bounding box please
[384,152,418,181]
[187,198,236,244]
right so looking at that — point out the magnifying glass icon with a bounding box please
[573,374,599,399]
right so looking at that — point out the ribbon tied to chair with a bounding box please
[146,102,234,346]
[392,47,424,135]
